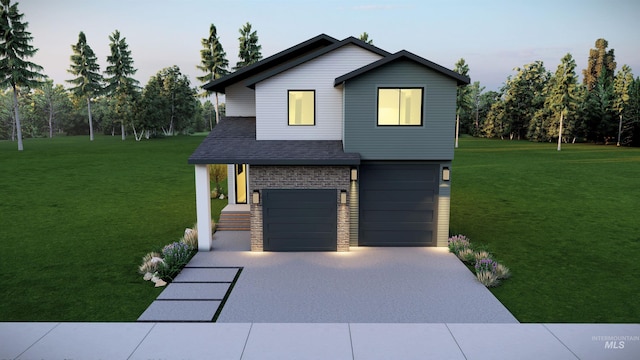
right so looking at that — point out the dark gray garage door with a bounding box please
[359,163,438,246]
[263,189,337,251]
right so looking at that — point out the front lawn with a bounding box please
[450,137,640,322]
[0,135,226,321]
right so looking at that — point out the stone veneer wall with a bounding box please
[249,166,351,251]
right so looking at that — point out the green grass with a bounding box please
[450,137,640,323]
[2,135,638,323]
[0,134,227,321]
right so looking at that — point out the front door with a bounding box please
[235,164,247,204]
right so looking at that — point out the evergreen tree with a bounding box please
[582,38,616,92]
[613,64,633,146]
[547,53,579,151]
[197,24,228,129]
[104,30,139,140]
[67,31,102,141]
[453,58,471,147]
[0,0,44,150]
[234,22,262,70]
[359,32,373,44]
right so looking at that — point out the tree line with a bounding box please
[0,0,263,149]
[455,39,640,147]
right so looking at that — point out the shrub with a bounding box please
[158,242,195,281]
[476,269,500,287]
[474,256,498,273]
[495,263,511,279]
[138,252,165,275]
[181,227,198,249]
[448,234,471,255]
[473,250,492,262]
[457,248,475,263]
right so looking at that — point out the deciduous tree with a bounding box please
[0,0,44,150]
[613,64,633,146]
[67,31,102,141]
[141,66,198,136]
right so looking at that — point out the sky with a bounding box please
[19,0,640,93]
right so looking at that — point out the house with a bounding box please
[188,34,470,252]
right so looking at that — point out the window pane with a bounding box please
[400,89,422,125]
[378,89,400,125]
[288,91,314,125]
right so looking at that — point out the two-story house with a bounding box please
[188,34,470,252]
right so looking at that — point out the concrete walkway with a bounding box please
[139,231,517,323]
[2,322,639,359]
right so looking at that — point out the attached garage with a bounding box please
[262,189,338,251]
[359,162,439,246]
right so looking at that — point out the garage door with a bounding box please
[359,163,438,246]
[263,189,337,251]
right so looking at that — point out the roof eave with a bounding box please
[245,36,392,88]
[188,158,360,166]
[202,33,340,93]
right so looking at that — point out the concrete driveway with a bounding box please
[183,231,518,323]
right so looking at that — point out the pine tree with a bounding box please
[547,53,579,151]
[197,24,228,129]
[359,32,373,44]
[67,31,102,141]
[582,38,616,92]
[234,22,262,70]
[453,58,471,147]
[0,0,44,150]
[105,30,139,140]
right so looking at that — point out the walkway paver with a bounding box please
[137,265,241,322]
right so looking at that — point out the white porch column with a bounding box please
[227,164,236,204]
[195,164,212,251]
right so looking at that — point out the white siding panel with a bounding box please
[226,83,256,117]
[255,45,383,140]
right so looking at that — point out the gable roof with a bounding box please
[188,117,360,165]
[243,37,392,89]
[334,50,471,86]
[202,34,339,94]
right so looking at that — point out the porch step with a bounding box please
[217,212,250,231]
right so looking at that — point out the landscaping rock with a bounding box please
[154,279,167,287]
[143,272,153,281]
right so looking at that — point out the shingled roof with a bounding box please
[188,117,360,165]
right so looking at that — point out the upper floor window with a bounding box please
[288,90,315,126]
[377,88,423,126]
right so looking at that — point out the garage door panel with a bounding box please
[266,207,336,219]
[266,223,336,233]
[362,209,434,223]
[361,230,434,246]
[263,189,337,251]
[360,191,435,204]
[359,163,438,246]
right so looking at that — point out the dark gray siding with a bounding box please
[343,60,457,160]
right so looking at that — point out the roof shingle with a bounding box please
[188,117,360,165]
